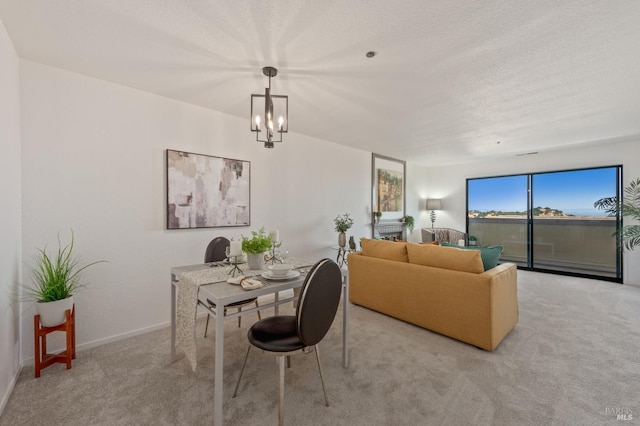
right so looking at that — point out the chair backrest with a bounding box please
[204,237,230,263]
[296,258,342,347]
[422,228,467,245]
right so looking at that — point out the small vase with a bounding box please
[36,296,74,327]
[338,232,346,248]
[246,253,264,270]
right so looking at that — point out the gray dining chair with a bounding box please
[203,237,261,337]
[232,258,343,426]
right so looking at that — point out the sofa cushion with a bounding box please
[441,243,503,271]
[361,238,408,262]
[406,243,484,274]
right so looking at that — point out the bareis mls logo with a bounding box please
[606,407,633,421]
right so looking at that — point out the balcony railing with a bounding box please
[468,217,619,278]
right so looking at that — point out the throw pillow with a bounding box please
[361,238,408,262]
[406,243,484,274]
[441,243,503,271]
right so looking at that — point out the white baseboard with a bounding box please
[21,319,179,367]
[0,364,22,417]
[77,320,175,352]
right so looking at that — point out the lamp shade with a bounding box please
[425,199,442,210]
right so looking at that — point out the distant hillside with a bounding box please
[468,207,571,218]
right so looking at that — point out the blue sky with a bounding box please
[468,167,618,215]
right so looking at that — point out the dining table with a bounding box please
[170,257,349,426]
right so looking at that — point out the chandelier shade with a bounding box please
[250,66,288,148]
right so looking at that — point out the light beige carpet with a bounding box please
[1,271,639,425]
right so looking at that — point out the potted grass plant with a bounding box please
[241,227,273,270]
[24,230,105,327]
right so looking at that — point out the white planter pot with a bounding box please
[246,253,264,270]
[36,296,74,327]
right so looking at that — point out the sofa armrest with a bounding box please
[481,263,519,350]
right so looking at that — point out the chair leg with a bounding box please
[278,354,285,426]
[237,301,261,328]
[233,346,252,398]
[204,314,211,338]
[315,345,329,407]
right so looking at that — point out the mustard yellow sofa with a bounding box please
[348,239,518,351]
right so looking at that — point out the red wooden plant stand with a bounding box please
[34,305,76,378]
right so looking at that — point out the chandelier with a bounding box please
[250,66,288,148]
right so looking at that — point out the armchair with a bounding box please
[422,227,468,245]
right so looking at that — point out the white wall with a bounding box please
[406,162,430,242]
[19,60,388,361]
[0,18,21,414]
[426,141,640,285]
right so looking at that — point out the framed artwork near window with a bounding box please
[166,149,250,229]
[371,153,406,222]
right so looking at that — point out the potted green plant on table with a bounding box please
[241,227,273,270]
[468,236,477,246]
[334,213,354,248]
[24,231,105,327]
[594,177,640,251]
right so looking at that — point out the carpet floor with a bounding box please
[1,270,639,425]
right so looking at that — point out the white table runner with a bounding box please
[176,258,312,371]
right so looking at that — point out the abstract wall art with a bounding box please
[166,149,250,229]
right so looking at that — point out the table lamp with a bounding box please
[425,199,442,229]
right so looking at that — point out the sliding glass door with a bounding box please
[467,175,529,266]
[467,166,621,281]
[531,168,619,277]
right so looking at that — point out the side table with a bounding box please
[333,246,357,268]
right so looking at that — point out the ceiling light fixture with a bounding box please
[250,66,288,148]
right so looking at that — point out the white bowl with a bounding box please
[268,263,293,277]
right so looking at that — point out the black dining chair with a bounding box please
[203,237,261,337]
[232,258,343,426]
[204,236,231,264]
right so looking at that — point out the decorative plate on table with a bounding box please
[261,270,301,280]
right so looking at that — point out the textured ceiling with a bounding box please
[1,0,639,166]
